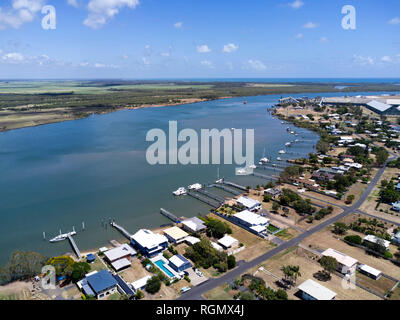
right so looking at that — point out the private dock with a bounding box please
[186,191,220,208]
[67,234,81,259]
[196,188,226,203]
[110,221,132,240]
[251,172,278,180]
[259,165,284,171]
[222,180,247,191]
[160,208,181,223]
[210,183,242,196]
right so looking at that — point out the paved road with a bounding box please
[179,161,391,300]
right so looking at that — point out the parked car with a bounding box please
[180,287,191,294]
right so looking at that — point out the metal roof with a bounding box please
[367,100,393,112]
[298,279,337,300]
[86,270,118,294]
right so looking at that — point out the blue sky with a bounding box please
[0,0,399,79]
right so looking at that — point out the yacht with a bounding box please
[249,164,257,169]
[49,230,77,243]
[277,157,282,161]
[285,142,292,147]
[259,157,270,165]
[188,183,202,191]
[173,187,187,196]
[279,150,286,154]
[216,178,224,184]
[237,168,247,175]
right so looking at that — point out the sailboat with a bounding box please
[49,229,77,243]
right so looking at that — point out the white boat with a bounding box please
[259,157,270,164]
[249,165,257,169]
[290,131,295,135]
[188,183,202,191]
[285,142,292,147]
[295,139,300,142]
[279,150,286,154]
[277,157,282,161]
[237,168,247,175]
[173,187,187,196]
[49,230,77,243]
[216,179,223,184]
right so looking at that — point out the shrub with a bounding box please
[146,276,162,294]
[384,251,393,259]
[344,235,362,245]
[227,255,236,270]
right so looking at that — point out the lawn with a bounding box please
[267,224,280,233]
[355,272,397,297]
[203,284,237,300]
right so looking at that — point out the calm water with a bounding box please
[0,91,396,264]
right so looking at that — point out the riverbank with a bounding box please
[0,97,227,133]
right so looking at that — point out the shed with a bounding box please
[297,279,337,300]
[358,264,382,280]
[131,275,152,291]
[218,235,239,249]
[111,258,131,271]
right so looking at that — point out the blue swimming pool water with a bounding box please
[154,259,174,278]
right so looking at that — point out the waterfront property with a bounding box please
[181,217,207,233]
[81,270,119,299]
[168,254,192,273]
[151,254,182,279]
[130,229,169,257]
[297,279,337,301]
[322,248,358,275]
[104,244,137,264]
[236,196,262,212]
[233,210,270,235]
[163,226,189,244]
[264,188,282,199]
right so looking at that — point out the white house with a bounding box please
[104,244,137,263]
[236,196,261,211]
[363,235,390,251]
[181,217,207,233]
[297,279,337,301]
[131,275,152,291]
[233,210,269,234]
[130,229,169,257]
[217,235,239,250]
[322,248,358,274]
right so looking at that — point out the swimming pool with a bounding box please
[154,259,174,278]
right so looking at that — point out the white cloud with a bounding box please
[303,22,318,29]
[197,44,211,53]
[295,33,303,39]
[223,43,239,53]
[381,56,392,63]
[288,0,304,9]
[1,52,25,63]
[67,0,78,8]
[94,62,118,68]
[320,37,328,43]
[389,17,400,25]
[83,0,140,29]
[174,21,182,28]
[226,61,234,70]
[0,0,45,29]
[245,59,266,71]
[200,60,213,68]
[353,54,374,66]
[160,52,170,57]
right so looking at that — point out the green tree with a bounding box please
[319,256,338,279]
[333,222,348,235]
[239,291,255,300]
[227,255,236,270]
[146,276,162,294]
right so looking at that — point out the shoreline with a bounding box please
[0,97,233,133]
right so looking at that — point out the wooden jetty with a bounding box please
[67,234,81,259]
[110,221,132,240]
[160,208,181,223]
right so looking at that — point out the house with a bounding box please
[110,259,131,272]
[363,235,390,251]
[338,136,354,145]
[236,196,262,211]
[184,236,201,246]
[168,254,192,272]
[181,217,207,233]
[358,264,382,280]
[322,248,358,274]
[233,210,270,234]
[131,275,152,292]
[297,279,337,301]
[264,188,282,199]
[217,235,239,250]
[163,226,189,244]
[83,270,118,299]
[104,244,137,264]
[130,229,169,257]
[312,169,336,182]
[211,242,223,252]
